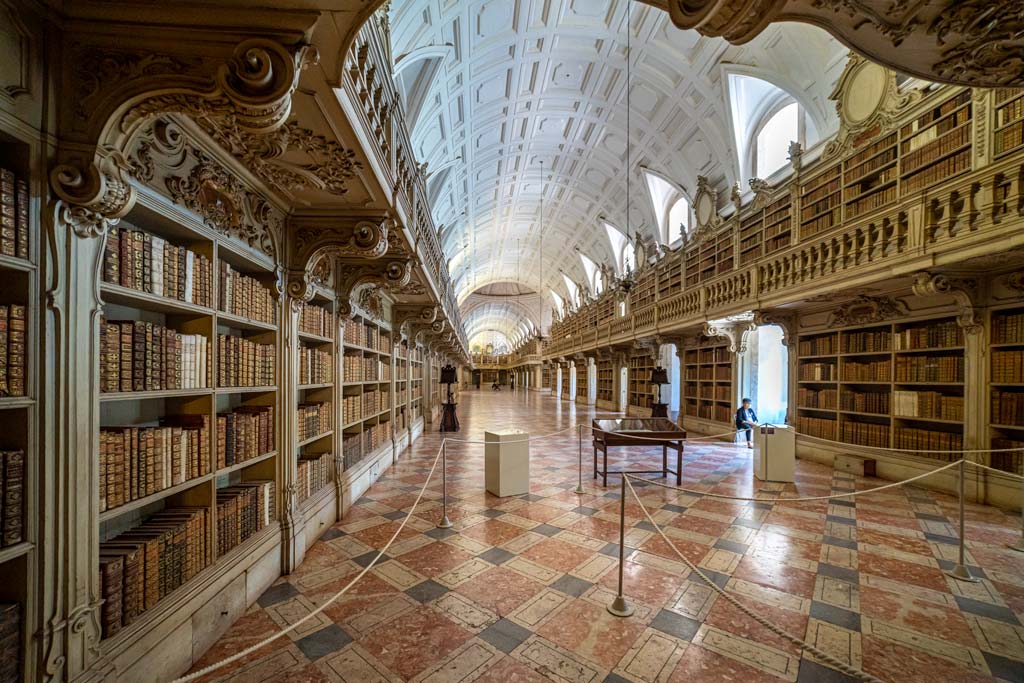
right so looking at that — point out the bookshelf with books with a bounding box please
[95,192,283,660]
[843,131,897,219]
[628,353,654,412]
[410,346,424,435]
[796,317,966,458]
[994,89,1024,159]
[989,305,1024,474]
[899,90,972,196]
[800,164,841,239]
[738,209,763,266]
[681,337,733,427]
[763,195,793,256]
[341,313,394,472]
[575,359,588,403]
[596,359,614,404]
[0,130,38,682]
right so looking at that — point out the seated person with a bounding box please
[735,398,758,449]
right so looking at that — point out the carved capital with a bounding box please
[703,320,755,354]
[50,154,136,227]
[753,310,797,348]
[912,272,982,334]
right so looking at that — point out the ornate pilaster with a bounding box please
[754,310,798,425]
[279,293,308,574]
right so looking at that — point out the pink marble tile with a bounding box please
[537,599,647,669]
[360,605,473,679]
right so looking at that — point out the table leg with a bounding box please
[593,446,598,480]
[677,441,683,485]
[662,443,667,478]
[603,449,608,488]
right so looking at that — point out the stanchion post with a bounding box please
[575,424,585,495]
[437,440,453,529]
[1009,454,1024,553]
[945,459,979,582]
[607,475,634,617]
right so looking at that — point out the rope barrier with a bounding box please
[966,460,1024,481]
[172,438,449,683]
[624,459,965,503]
[621,475,886,682]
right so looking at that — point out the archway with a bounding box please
[740,325,789,425]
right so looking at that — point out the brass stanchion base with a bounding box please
[574,483,585,495]
[607,595,634,617]
[437,515,453,529]
[945,564,981,583]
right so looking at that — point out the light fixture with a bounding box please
[535,160,546,343]
[617,4,635,296]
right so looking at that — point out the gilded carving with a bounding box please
[827,294,908,327]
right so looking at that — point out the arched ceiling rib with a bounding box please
[389,0,847,331]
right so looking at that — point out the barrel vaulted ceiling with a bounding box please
[389,0,848,342]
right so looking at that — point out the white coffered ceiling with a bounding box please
[388,0,847,342]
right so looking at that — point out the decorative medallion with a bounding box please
[827,294,908,328]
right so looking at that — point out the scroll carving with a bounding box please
[827,294,909,328]
[753,310,797,348]
[911,272,982,334]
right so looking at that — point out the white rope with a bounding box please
[172,438,448,683]
[966,460,1024,481]
[624,459,963,503]
[443,422,582,445]
[622,475,886,683]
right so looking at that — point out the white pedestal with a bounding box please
[485,430,530,497]
[754,424,796,482]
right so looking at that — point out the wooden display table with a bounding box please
[592,418,685,487]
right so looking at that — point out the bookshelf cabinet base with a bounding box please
[679,417,736,441]
[340,442,396,517]
[627,405,653,419]
[93,523,281,683]
[303,484,338,551]
[411,417,424,442]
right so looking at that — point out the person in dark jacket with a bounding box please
[735,398,758,448]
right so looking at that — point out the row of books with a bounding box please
[901,106,969,158]
[843,359,891,382]
[845,146,896,183]
[992,438,1024,474]
[101,319,209,392]
[993,311,1024,344]
[1,450,23,547]
[995,92,1024,127]
[342,432,361,465]
[0,169,28,261]
[298,301,334,338]
[841,390,890,415]
[343,354,389,382]
[216,482,274,558]
[298,346,333,385]
[100,417,210,512]
[797,415,836,440]
[0,304,26,397]
[297,402,332,442]
[219,263,275,325]
[0,602,19,683]
[343,321,390,352]
[798,387,836,410]
[894,427,963,458]
[843,329,891,354]
[694,347,729,364]
[296,453,332,503]
[363,420,393,456]
[845,181,896,218]
[217,334,274,388]
[801,170,840,204]
[895,355,963,383]
[894,321,962,350]
[801,206,841,237]
[217,406,274,469]
[894,390,964,421]
[799,362,836,381]
[103,226,212,308]
[99,507,209,639]
[799,334,838,357]
[994,120,1023,157]
[991,390,1024,426]
[902,147,969,194]
[993,349,1024,384]
[841,420,889,448]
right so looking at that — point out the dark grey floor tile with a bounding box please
[405,579,449,603]
[603,674,633,683]
[825,515,855,526]
[714,539,749,554]
[319,527,346,541]
[650,609,701,641]
[635,520,657,532]
[823,535,858,551]
[382,510,408,521]
[924,532,959,546]
[796,659,860,682]
[817,563,859,584]
[600,543,621,557]
[829,498,856,508]
[296,624,353,661]
[352,551,389,568]
[532,523,562,537]
[573,506,599,516]
[810,600,861,631]
[954,596,1021,625]
[937,559,987,579]
[479,508,506,518]
[479,618,532,653]
[479,547,516,565]
[550,575,592,597]
[256,581,300,608]
[425,526,459,540]
[983,651,1024,683]
[662,504,687,513]
[688,569,730,590]
[733,517,763,530]
[915,512,949,522]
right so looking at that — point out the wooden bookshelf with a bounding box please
[96,196,283,646]
[575,359,588,401]
[715,229,734,275]
[628,353,654,410]
[843,131,897,219]
[681,337,733,424]
[738,209,763,266]
[0,130,36,681]
[800,164,841,238]
[994,89,1024,159]
[899,90,972,195]
[341,314,393,470]
[763,195,792,255]
[656,257,682,300]
[796,317,966,459]
[989,305,1024,474]
[560,363,571,397]
[596,359,614,403]
[295,291,336,502]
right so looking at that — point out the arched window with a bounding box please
[603,221,634,276]
[562,274,581,308]
[578,253,603,296]
[642,170,690,245]
[549,289,565,317]
[754,101,801,179]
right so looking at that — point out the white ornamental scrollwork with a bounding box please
[911,272,982,334]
